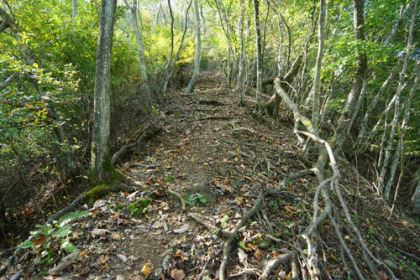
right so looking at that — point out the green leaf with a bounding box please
[59,211,90,227]
[221,215,229,229]
[61,238,77,253]
[239,241,246,249]
[52,225,71,238]
[20,240,34,249]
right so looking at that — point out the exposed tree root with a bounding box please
[111,126,161,165]
[259,249,291,280]
[271,77,396,279]
[217,168,316,279]
[219,189,265,280]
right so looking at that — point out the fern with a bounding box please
[59,211,90,227]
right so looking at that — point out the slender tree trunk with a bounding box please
[312,0,326,132]
[163,0,174,87]
[276,14,283,77]
[261,0,270,73]
[355,59,403,151]
[91,0,117,185]
[253,0,263,110]
[185,0,201,93]
[214,0,236,86]
[162,0,192,95]
[382,1,413,46]
[380,0,418,198]
[127,0,151,103]
[235,0,246,104]
[154,1,162,30]
[335,0,367,150]
[73,0,78,20]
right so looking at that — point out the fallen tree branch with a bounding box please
[111,126,161,165]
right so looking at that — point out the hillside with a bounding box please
[1,72,419,279]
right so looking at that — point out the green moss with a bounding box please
[111,169,126,183]
[83,183,124,205]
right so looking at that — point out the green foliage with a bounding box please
[84,184,123,205]
[221,214,230,229]
[187,193,207,206]
[20,211,89,260]
[128,198,150,217]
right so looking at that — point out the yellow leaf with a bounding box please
[32,63,38,68]
[191,157,195,162]
[141,263,151,275]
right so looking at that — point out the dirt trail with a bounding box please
[3,71,418,279]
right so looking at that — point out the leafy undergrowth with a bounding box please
[1,71,419,279]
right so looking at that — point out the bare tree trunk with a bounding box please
[253,0,263,110]
[355,59,402,151]
[382,1,413,46]
[378,0,417,198]
[91,0,117,185]
[312,0,326,132]
[235,0,246,104]
[126,0,151,103]
[411,167,420,214]
[185,0,201,93]
[214,0,236,86]
[73,0,78,20]
[162,0,192,95]
[276,14,283,77]
[335,0,367,150]
[154,1,162,30]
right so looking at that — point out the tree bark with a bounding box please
[235,0,246,104]
[335,0,367,150]
[162,0,192,95]
[214,0,236,86]
[263,55,302,118]
[73,0,78,20]
[91,0,117,185]
[185,0,201,93]
[253,0,263,110]
[312,0,326,132]
[381,0,418,199]
[126,0,151,103]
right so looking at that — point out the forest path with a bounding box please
[5,72,418,279]
[48,71,305,280]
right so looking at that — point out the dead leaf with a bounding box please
[111,232,122,240]
[141,263,152,275]
[117,254,128,263]
[128,255,139,261]
[33,235,46,246]
[92,229,109,236]
[173,249,185,260]
[173,225,189,234]
[238,248,247,264]
[98,255,110,264]
[170,269,185,280]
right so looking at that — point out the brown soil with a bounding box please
[1,72,419,280]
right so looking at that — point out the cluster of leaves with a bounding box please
[20,211,90,266]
